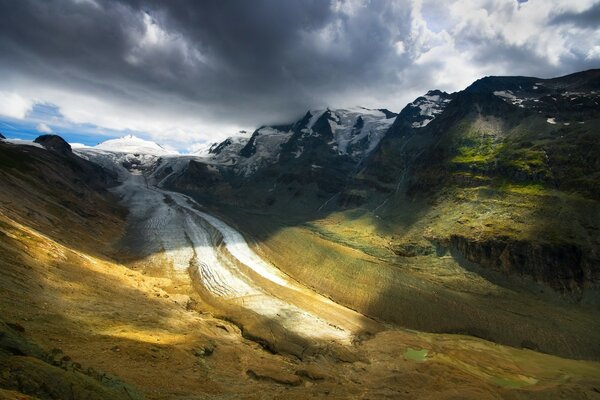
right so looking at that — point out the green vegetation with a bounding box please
[447,116,600,199]
[449,119,504,167]
[404,348,428,362]
[491,375,538,389]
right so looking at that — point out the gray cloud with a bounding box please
[0,0,598,148]
[550,2,600,28]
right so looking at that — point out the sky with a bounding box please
[0,0,599,152]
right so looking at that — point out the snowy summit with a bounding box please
[94,134,178,156]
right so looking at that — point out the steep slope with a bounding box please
[3,134,600,397]
[204,107,396,166]
[161,70,600,361]
[362,69,600,289]
[75,134,600,399]
[164,107,396,208]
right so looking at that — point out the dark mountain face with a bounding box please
[34,134,72,155]
[358,69,600,292]
[464,69,600,122]
[377,108,398,119]
[0,132,5,139]
[165,69,600,295]
[386,90,454,136]
[239,129,259,158]
[168,107,396,205]
[208,138,233,155]
[0,139,120,219]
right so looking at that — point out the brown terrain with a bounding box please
[1,139,600,400]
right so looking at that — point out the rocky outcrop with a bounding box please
[239,129,259,157]
[209,138,232,155]
[34,134,72,155]
[440,235,598,292]
[0,319,141,400]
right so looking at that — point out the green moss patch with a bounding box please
[403,348,429,362]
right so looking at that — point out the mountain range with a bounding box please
[1,69,600,399]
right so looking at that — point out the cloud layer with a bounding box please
[0,0,598,150]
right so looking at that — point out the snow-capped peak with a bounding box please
[399,90,453,129]
[94,134,178,155]
[302,107,396,157]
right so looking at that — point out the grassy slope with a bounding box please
[207,109,600,361]
[3,142,600,398]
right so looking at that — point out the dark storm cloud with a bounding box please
[0,0,411,128]
[550,2,600,28]
[0,0,598,146]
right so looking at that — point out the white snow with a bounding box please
[493,90,527,107]
[69,142,90,149]
[547,117,557,124]
[3,138,44,149]
[307,109,325,131]
[94,134,178,156]
[200,106,392,175]
[100,162,354,342]
[189,142,213,157]
[292,146,303,158]
[493,90,517,100]
[409,92,451,128]
[204,128,293,177]
[303,107,395,157]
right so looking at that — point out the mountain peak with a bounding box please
[95,135,177,155]
[34,134,72,154]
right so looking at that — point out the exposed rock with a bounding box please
[441,234,597,291]
[246,367,303,386]
[209,138,232,155]
[338,189,368,207]
[33,134,72,155]
[377,108,398,119]
[239,129,259,157]
[0,319,141,399]
[295,365,330,381]
[391,241,435,257]
[192,343,214,357]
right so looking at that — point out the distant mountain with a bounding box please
[94,134,177,156]
[158,69,600,295]
[11,69,600,363]
[199,107,396,177]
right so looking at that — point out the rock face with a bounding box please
[440,235,597,292]
[34,134,72,154]
[160,70,600,298]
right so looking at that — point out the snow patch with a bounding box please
[408,92,451,128]
[95,134,178,156]
[69,142,90,149]
[3,138,44,149]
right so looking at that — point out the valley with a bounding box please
[1,69,600,399]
